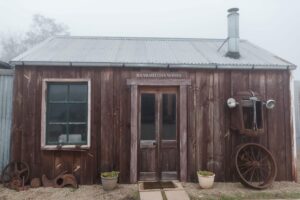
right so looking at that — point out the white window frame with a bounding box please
[41,78,91,150]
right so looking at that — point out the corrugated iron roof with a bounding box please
[10,36,296,70]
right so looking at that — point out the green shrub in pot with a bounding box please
[100,171,119,190]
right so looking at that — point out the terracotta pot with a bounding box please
[197,173,215,189]
[101,176,118,191]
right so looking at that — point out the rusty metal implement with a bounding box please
[42,171,78,188]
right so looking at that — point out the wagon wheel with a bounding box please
[234,143,277,189]
[1,161,30,186]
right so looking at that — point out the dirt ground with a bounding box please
[1,181,300,200]
[0,184,139,200]
[0,156,300,200]
[184,182,300,200]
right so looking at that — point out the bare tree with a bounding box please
[0,14,70,62]
[24,14,70,48]
[0,33,26,62]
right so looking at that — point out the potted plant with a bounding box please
[197,170,215,189]
[101,171,119,191]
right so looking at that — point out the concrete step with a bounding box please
[139,181,190,200]
[139,191,163,200]
[164,190,190,200]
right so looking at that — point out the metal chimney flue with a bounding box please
[226,8,240,59]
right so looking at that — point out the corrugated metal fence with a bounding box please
[294,81,300,151]
[0,69,14,172]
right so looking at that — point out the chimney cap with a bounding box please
[228,8,239,13]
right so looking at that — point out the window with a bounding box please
[41,79,90,149]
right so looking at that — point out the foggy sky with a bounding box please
[1,0,299,79]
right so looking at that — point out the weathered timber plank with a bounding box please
[179,85,188,182]
[205,72,214,172]
[34,68,43,176]
[94,69,102,183]
[283,71,293,180]
[266,71,286,180]
[195,71,207,172]
[21,67,37,179]
[113,71,121,172]
[11,67,24,161]
[100,69,114,172]
[187,71,196,181]
[223,71,232,181]
[119,70,131,183]
[79,69,95,184]
[130,85,138,183]
[213,71,226,181]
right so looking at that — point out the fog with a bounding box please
[1,0,299,78]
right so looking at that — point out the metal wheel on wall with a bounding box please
[234,143,277,189]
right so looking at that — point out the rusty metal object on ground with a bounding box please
[30,177,41,188]
[16,177,30,191]
[42,174,54,187]
[234,143,277,189]
[9,177,22,190]
[42,171,78,188]
[1,161,30,188]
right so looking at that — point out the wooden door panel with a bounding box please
[140,148,156,172]
[161,147,177,171]
[139,87,178,181]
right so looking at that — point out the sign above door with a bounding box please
[136,73,186,79]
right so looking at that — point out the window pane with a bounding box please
[69,103,87,122]
[162,94,176,140]
[69,124,87,134]
[69,84,88,102]
[46,124,67,144]
[141,93,155,140]
[48,103,67,122]
[69,124,87,144]
[48,84,68,102]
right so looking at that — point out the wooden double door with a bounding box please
[139,87,178,181]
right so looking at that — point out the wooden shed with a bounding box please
[9,9,297,184]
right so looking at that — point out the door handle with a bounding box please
[153,141,157,146]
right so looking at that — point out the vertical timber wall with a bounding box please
[10,66,295,184]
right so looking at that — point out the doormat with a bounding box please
[143,181,176,190]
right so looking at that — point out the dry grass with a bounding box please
[184,182,300,200]
[1,155,299,200]
[0,184,139,200]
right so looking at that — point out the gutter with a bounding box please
[9,61,296,70]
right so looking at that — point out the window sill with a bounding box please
[41,144,90,151]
